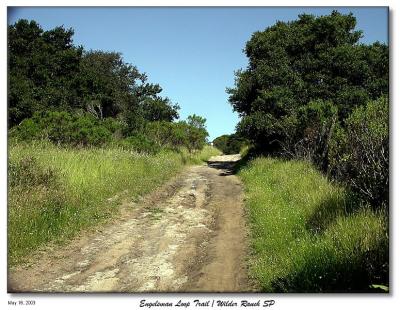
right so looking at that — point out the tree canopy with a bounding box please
[227,11,389,207]
[8,19,208,153]
[8,20,82,125]
[228,11,388,152]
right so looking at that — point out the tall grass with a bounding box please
[239,157,388,292]
[185,145,221,164]
[8,141,220,265]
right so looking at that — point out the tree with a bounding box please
[140,97,179,122]
[227,11,389,208]
[185,115,208,152]
[8,19,212,155]
[187,114,206,131]
[8,19,83,126]
[77,50,144,119]
[78,51,180,134]
[213,134,249,154]
[227,11,388,156]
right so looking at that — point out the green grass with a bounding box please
[239,157,388,292]
[184,144,222,164]
[8,141,220,265]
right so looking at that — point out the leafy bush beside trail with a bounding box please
[328,97,389,207]
[10,110,210,154]
[11,111,117,146]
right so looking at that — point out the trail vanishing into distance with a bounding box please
[8,11,389,294]
[9,155,253,293]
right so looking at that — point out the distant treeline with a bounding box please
[224,11,388,208]
[212,134,249,155]
[8,19,208,153]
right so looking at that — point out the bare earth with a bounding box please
[8,154,253,293]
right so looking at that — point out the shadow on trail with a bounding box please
[207,153,252,176]
[207,160,237,176]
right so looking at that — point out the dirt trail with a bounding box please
[8,154,252,293]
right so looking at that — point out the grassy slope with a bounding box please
[8,141,220,265]
[239,157,388,292]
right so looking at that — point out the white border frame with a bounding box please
[1,1,397,309]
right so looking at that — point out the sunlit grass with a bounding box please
[185,145,221,164]
[239,157,388,292]
[8,141,219,265]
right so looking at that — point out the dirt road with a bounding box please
[8,154,253,292]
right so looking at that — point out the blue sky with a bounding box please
[8,7,388,140]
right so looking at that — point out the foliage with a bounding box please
[213,134,249,154]
[144,115,208,152]
[228,11,388,208]
[77,50,144,119]
[239,157,388,292]
[8,19,83,126]
[185,114,209,152]
[77,50,180,122]
[11,111,116,146]
[145,121,185,149]
[8,19,210,154]
[140,97,180,122]
[116,134,161,154]
[328,97,389,207]
[11,110,210,154]
[229,11,387,121]
[291,100,338,170]
[8,19,186,144]
[228,11,387,150]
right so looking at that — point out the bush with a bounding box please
[117,134,160,154]
[145,121,183,149]
[11,111,114,146]
[11,111,210,154]
[294,100,338,170]
[102,117,123,136]
[10,118,42,140]
[213,134,249,154]
[329,96,389,207]
[144,119,208,152]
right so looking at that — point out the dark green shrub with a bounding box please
[144,118,208,152]
[11,111,114,146]
[40,111,74,144]
[102,117,123,136]
[68,115,112,146]
[184,115,209,152]
[118,134,160,154]
[329,96,389,207]
[9,118,41,140]
[294,100,338,170]
[145,121,179,148]
[213,134,249,154]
